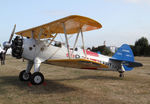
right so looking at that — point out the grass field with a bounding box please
[0,56,150,104]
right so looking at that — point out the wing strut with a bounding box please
[38,28,43,40]
[31,30,34,39]
[48,33,58,46]
[62,23,71,59]
[71,29,80,55]
[81,29,87,58]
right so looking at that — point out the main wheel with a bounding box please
[19,70,31,81]
[30,72,44,85]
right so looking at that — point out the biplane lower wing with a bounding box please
[45,59,108,69]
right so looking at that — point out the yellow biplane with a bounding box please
[2,15,142,85]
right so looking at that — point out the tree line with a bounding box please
[130,37,150,56]
[87,45,113,56]
[88,37,150,56]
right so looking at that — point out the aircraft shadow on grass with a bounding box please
[0,75,121,94]
[0,76,77,95]
[53,75,121,81]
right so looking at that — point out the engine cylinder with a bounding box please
[11,36,23,59]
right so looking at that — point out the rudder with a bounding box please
[112,44,134,62]
[112,44,135,71]
[111,44,143,71]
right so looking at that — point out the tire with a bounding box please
[30,72,44,85]
[119,73,124,78]
[19,70,31,81]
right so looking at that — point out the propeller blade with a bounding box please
[8,24,16,43]
[2,24,16,65]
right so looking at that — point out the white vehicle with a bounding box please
[3,15,142,85]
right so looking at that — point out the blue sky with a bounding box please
[0,0,150,47]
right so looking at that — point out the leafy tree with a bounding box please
[135,37,149,47]
[134,37,149,56]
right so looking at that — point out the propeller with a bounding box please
[1,24,16,65]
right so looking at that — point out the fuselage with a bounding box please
[21,39,121,71]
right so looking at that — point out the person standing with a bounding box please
[0,50,5,65]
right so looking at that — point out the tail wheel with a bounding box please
[30,72,44,85]
[119,73,124,78]
[19,70,31,81]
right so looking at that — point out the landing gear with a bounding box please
[119,72,124,78]
[119,73,124,78]
[19,70,45,85]
[19,70,31,81]
[30,72,44,85]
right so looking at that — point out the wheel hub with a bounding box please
[34,75,42,84]
[23,73,30,80]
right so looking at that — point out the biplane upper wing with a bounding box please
[15,15,102,39]
[45,59,108,69]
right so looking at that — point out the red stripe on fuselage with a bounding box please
[83,50,99,57]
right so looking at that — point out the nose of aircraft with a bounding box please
[11,36,23,59]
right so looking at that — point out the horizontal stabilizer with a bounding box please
[123,61,143,67]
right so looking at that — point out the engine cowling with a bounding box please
[11,36,23,59]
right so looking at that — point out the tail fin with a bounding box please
[111,44,143,71]
[112,44,134,62]
[112,44,134,71]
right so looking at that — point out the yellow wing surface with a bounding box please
[45,59,108,69]
[15,15,102,39]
